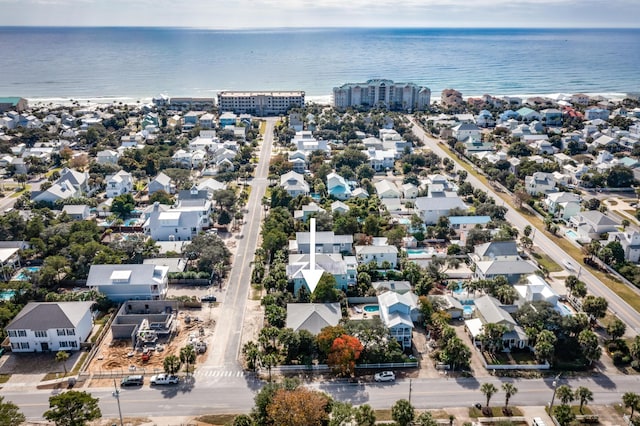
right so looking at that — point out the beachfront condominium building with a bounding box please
[333,79,431,111]
[217,91,305,116]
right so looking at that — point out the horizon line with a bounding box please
[1,25,639,30]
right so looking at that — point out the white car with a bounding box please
[150,374,179,385]
[374,371,395,382]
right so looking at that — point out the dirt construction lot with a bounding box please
[87,307,216,379]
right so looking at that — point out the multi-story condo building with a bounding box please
[333,79,431,111]
[217,91,305,115]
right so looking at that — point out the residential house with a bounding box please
[289,231,353,255]
[364,148,395,171]
[288,253,357,294]
[143,188,212,241]
[513,275,559,307]
[106,170,133,198]
[471,241,537,284]
[608,231,640,263]
[199,113,216,129]
[148,172,175,195]
[441,89,463,108]
[355,240,398,268]
[525,172,557,196]
[32,181,81,204]
[452,122,481,142]
[374,179,401,199]
[6,301,94,352]
[293,131,329,154]
[62,205,91,221]
[196,178,226,196]
[96,149,120,165]
[415,194,468,225]
[449,216,492,245]
[476,110,495,128]
[289,151,307,174]
[429,295,463,319]
[541,108,562,126]
[401,183,419,199]
[327,172,351,200]
[544,192,581,220]
[516,107,541,123]
[286,303,342,334]
[585,108,610,121]
[378,291,419,349]
[219,112,237,127]
[570,210,618,242]
[86,264,169,302]
[372,280,412,294]
[0,241,28,280]
[294,202,326,221]
[330,200,350,214]
[280,171,310,197]
[466,295,528,349]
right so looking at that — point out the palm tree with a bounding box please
[180,344,196,377]
[55,351,70,376]
[556,385,575,405]
[502,383,518,409]
[623,392,640,418]
[575,386,593,414]
[480,383,498,409]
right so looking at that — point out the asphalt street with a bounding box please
[206,118,275,369]
[409,118,640,334]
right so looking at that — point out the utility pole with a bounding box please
[408,379,413,404]
[112,379,124,426]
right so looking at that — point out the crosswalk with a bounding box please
[194,369,245,378]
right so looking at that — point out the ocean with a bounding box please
[0,27,639,103]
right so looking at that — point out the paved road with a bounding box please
[409,118,640,334]
[205,118,275,369]
[5,374,640,420]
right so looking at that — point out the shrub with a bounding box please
[611,351,625,365]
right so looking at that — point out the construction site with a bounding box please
[87,300,214,376]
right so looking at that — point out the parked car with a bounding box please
[201,295,217,302]
[374,371,395,382]
[150,374,179,385]
[120,375,144,387]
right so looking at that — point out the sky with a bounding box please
[0,0,638,28]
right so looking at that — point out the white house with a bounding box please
[608,231,640,263]
[286,303,342,335]
[452,122,481,142]
[514,275,559,306]
[378,291,418,349]
[86,264,169,302]
[143,189,212,241]
[106,170,133,198]
[355,240,398,268]
[414,194,468,225]
[466,295,528,350]
[401,183,419,199]
[374,179,401,199]
[280,171,310,197]
[525,172,557,196]
[570,210,619,242]
[62,204,91,220]
[6,301,94,352]
[544,192,581,220]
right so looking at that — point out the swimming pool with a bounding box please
[565,230,579,239]
[363,305,380,313]
[463,305,474,316]
[453,281,464,294]
[556,302,573,316]
[14,266,41,281]
[0,290,16,301]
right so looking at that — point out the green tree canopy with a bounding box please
[43,390,101,426]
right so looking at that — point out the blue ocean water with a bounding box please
[0,27,638,101]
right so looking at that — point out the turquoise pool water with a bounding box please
[363,305,379,313]
[565,230,578,239]
[15,266,41,281]
[0,290,16,300]
[463,305,474,315]
[556,302,573,316]
[453,281,464,294]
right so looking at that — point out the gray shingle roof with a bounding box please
[474,295,516,327]
[6,301,94,330]
[286,303,342,334]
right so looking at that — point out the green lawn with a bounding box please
[11,184,31,197]
[530,251,562,273]
[0,374,10,383]
[195,414,239,425]
[546,405,593,415]
[469,406,524,418]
